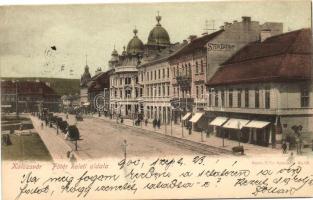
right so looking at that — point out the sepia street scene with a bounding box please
[1,1,312,162]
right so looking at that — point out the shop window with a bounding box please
[215,90,218,107]
[221,90,225,107]
[238,89,242,107]
[301,87,310,107]
[229,89,233,108]
[265,89,270,109]
[255,89,260,108]
[245,89,249,108]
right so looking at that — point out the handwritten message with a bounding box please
[3,157,313,200]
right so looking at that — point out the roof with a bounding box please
[1,81,59,96]
[139,42,186,67]
[88,70,110,92]
[170,30,224,59]
[147,15,170,46]
[207,28,312,86]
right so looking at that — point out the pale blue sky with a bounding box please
[0,0,311,78]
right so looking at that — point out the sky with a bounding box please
[0,0,311,79]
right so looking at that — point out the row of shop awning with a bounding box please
[182,112,205,123]
[209,117,270,129]
[181,113,271,129]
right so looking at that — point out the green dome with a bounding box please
[127,29,144,55]
[147,14,170,46]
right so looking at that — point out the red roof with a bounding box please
[170,30,224,58]
[207,28,312,86]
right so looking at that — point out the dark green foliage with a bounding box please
[1,77,80,96]
[59,120,68,133]
[68,125,80,140]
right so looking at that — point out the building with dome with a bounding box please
[109,13,173,119]
[146,13,171,52]
[109,28,145,118]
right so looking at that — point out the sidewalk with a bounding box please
[93,114,285,156]
[30,115,83,161]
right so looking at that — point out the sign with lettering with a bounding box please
[207,43,235,51]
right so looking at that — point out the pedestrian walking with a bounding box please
[152,119,157,129]
[188,125,192,135]
[282,142,287,154]
[296,137,300,154]
[145,118,148,126]
[206,128,210,138]
[157,119,161,129]
[120,117,124,124]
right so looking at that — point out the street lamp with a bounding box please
[14,80,19,118]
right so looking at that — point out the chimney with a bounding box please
[242,16,251,23]
[188,35,197,42]
[260,29,272,42]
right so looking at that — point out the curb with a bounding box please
[29,115,82,161]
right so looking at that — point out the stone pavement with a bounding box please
[30,115,81,161]
[92,114,312,157]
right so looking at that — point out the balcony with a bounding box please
[175,74,191,86]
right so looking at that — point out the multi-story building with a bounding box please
[109,29,144,118]
[206,28,312,147]
[88,68,111,113]
[168,16,283,130]
[1,80,60,113]
[109,14,174,119]
[138,43,185,123]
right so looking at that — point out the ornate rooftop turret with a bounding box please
[147,12,171,47]
[126,28,144,55]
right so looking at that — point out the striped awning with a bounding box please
[244,120,270,129]
[182,112,192,121]
[223,118,250,129]
[189,113,204,123]
[209,117,228,126]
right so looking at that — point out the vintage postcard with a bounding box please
[1,0,312,199]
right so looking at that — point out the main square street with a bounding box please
[30,113,206,160]
[29,112,313,161]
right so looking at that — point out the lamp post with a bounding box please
[15,80,19,118]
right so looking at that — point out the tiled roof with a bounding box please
[207,28,312,86]
[170,30,224,58]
